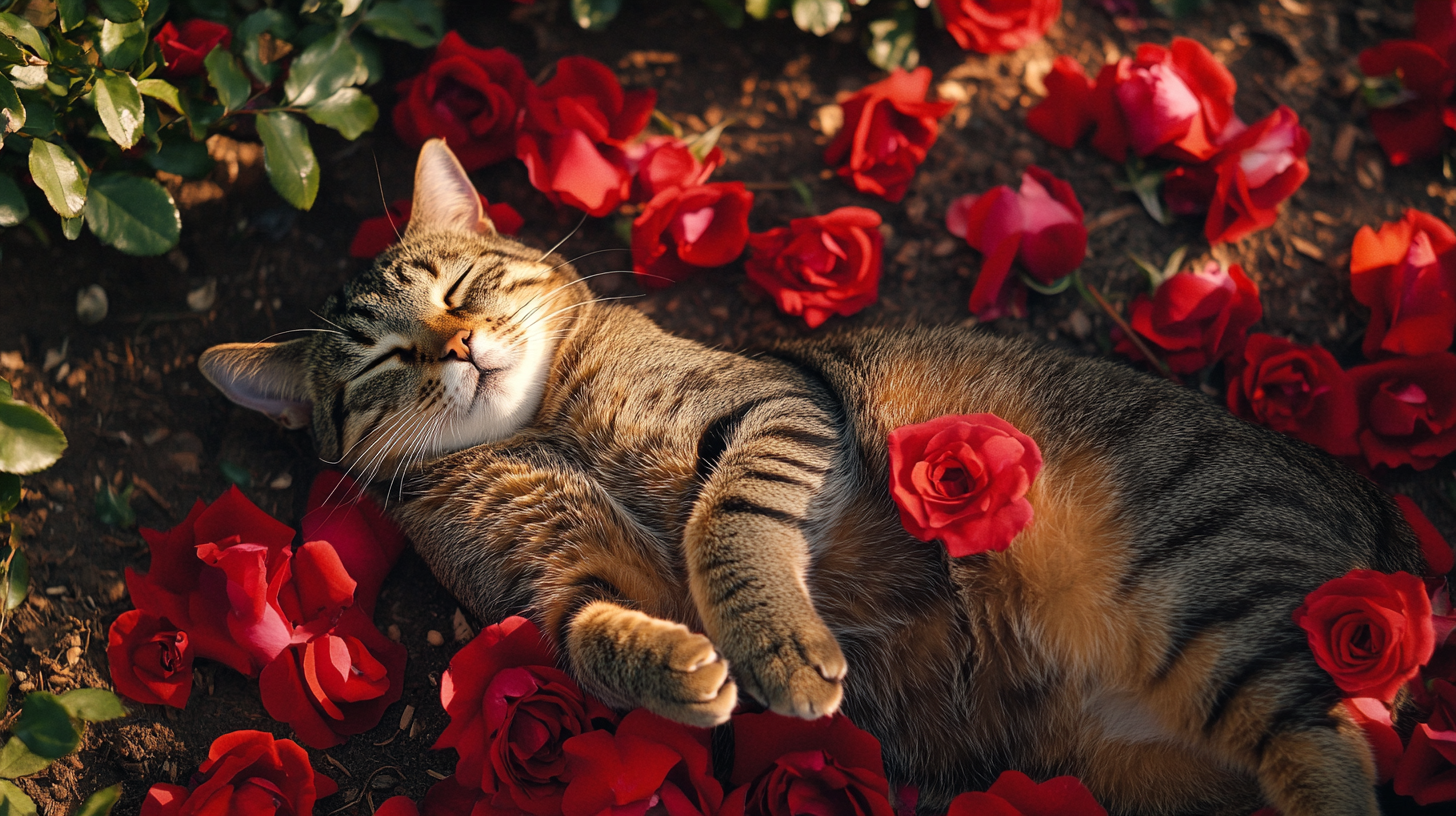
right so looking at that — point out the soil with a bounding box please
[1,0,1454,813]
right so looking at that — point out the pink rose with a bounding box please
[1202,106,1310,245]
[1115,38,1239,163]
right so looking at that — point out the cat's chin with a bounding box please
[429,330,555,455]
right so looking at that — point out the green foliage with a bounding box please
[12,693,79,760]
[866,3,919,71]
[0,1,442,257]
[0,476,17,516]
[1,547,25,611]
[571,0,622,30]
[94,481,137,529]
[58,689,127,723]
[76,785,121,816]
[0,780,36,816]
[0,737,50,780]
[0,683,125,816]
[0,382,67,475]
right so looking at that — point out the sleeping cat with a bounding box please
[200,140,1427,816]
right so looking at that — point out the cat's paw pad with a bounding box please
[738,622,847,720]
[654,629,738,727]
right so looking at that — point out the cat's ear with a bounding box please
[408,138,497,237]
[199,340,313,430]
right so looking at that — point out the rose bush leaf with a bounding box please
[56,0,86,32]
[0,175,28,227]
[306,86,378,140]
[0,36,23,65]
[28,139,87,218]
[93,72,144,149]
[147,137,215,179]
[238,9,297,85]
[204,46,251,112]
[0,736,51,779]
[98,19,146,70]
[13,693,80,759]
[792,0,847,36]
[61,215,82,241]
[2,547,27,611]
[866,7,919,71]
[701,0,746,27]
[82,173,180,256]
[569,0,622,31]
[0,394,66,475]
[0,74,25,137]
[137,79,187,120]
[58,689,126,722]
[0,473,20,515]
[94,482,136,528]
[283,27,366,107]
[257,111,319,210]
[746,0,781,19]
[363,0,444,48]
[74,785,121,816]
[0,13,52,62]
[95,0,146,24]
[0,780,37,815]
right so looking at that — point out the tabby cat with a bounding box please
[200,140,1427,816]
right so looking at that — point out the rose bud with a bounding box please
[935,0,1062,55]
[631,182,754,289]
[1349,353,1456,471]
[947,770,1108,816]
[107,611,193,709]
[1114,38,1239,163]
[1350,208,1456,359]
[1358,40,1454,166]
[392,33,533,171]
[823,67,954,203]
[720,712,895,816]
[154,20,233,79]
[1202,106,1310,245]
[1293,569,1435,702]
[1115,261,1262,374]
[1225,333,1360,459]
[139,730,339,816]
[745,206,884,328]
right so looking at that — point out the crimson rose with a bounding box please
[107,611,192,708]
[434,615,617,815]
[1202,106,1309,245]
[1350,209,1456,359]
[935,0,1061,55]
[1395,678,1456,805]
[1114,261,1262,374]
[627,136,725,203]
[946,770,1107,816]
[1348,353,1456,470]
[1224,333,1360,459]
[1293,569,1435,702]
[1358,40,1454,166]
[824,67,953,203]
[154,20,233,78]
[745,207,884,328]
[631,182,754,288]
[139,730,339,816]
[1114,38,1239,163]
[1395,495,1456,577]
[562,709,724,816]
[1025,58,1128,161]
[887,413,1042,557]
[719,712,894,816]
[1344,697,1403,784]
[393,33,533,171]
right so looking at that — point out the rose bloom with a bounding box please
[393,33,533,171]
[434,615,617,816]
[1395,678,1456,804]
[1201,106,1309,245]
[887,413,1043,557]
[745,207,884,328]
[154,20,233,78]
[1114,261,1262,374]
[1292,569,1434,702]
[1344,697,1403,784]
[561,709,724,816]
[1350,209,1456,359]
[631,182,754,288]
[719,712,895,816]
[1114,38,1239,163]
[1394,494,1456,576]
[300,471,411,615]
[1025,56,1131,161]
[935,0,1061,55]
[824,67,954,203]
[517,57,656,216]
[947,166,1086,320]
[107,611,193,709]
[946,770,1107,816]
[627,136,725,203]
[375,797,419,816]
[1358,40,1454,166]
[350,196,525,259]
[1348,353,1456,470]
[1225,333,1360,459]
[139,730,339,816]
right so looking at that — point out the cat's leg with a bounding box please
[684,392,849,719]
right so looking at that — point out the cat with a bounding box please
[199,140,1428,816]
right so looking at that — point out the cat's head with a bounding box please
[200,139,585,476]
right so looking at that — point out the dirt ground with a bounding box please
[1,0,1453,813]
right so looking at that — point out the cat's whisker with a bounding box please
[515,294,646,339]
[249,328,344,345]
[311,310,354,337]
[383,407,446,507]
[353,412,430,509]
[373,151,402,243]
[396,410,449,502]
[503,263,635,326]
[534,211,590,264]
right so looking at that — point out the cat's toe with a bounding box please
[739,624,848,720]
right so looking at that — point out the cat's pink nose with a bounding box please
[442,329,471,361]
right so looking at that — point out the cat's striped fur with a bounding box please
[201,140,1427,816]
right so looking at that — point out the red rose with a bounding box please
[1224,333,1360,459]
[1114,261,1262,374]
[107,611,193,709]
[1348,353,1456,470]
[631,182,754,289]
[1293,569,1435,702]
[627,136,725,202]
[1026,58,1129,161]
[946,166,1086,320]
[1114,38,1239,163]
[125,487,297,676]
[1202,106,1309,245]
[823,68,953,203]
[154,20,233,79]
[562,709,723,816]
[393,33,533,171]
[946,770,1107,816]
[1395,678,1456,805]
[934,0,1061,55]
[422,774,492,815]
[887,413,1043,557]
[1343,697,1403,784]
[350,196,525,259]
[300,471,411,615]
[1350,209,1456,359]
[1358,40,1454,166]
[1420,0,1456,61]
[720,712,894,816]
[138,730,339,816]
[517,57,656,216]
[194,536,293,668]
[745,207,884,328]
[376,797,420,816]
[434,615,617,815]
[1395,495,1456,576]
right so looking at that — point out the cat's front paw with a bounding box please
[732,617,847,720]
[652,628,739,727]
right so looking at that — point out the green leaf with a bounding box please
[0,380,9,400]
[58,689,126,722]
[0,37,23,66]
[791,0,847,35]
[75,786,121,816]
[283,27,366,107]
[2,547,27,611]
[569,0,621,30]
[82,173,180,256]
[0,673,8,704]
[147,137,214,178]
[204,46,251,112]
[144,0,171,29]
[28,139,87,218]
[137,77,184,115]
[0,14,51,63]
[1019,271,1074,295]
[306,86,377,140]
[93,72,143,149]
[13,693,79,759]
[746,0,782,17]
[0,474,18,516]
[15,90,50,135]
[0,780,37,815]
[94,482,135,528]
[866,7,919,71]
[0,176,25,227]
[56,0,86,32]
[95,0,146,24]
[256,111,318,210]
[0,737,50,780]
[218,460,251,487]
[99,19,147,70]
[0,394,66,475]
[0,73,24,136]
[238,9,296,85]
[700,0,745,27]
[61,215,82,240]
[363,0,444,48]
